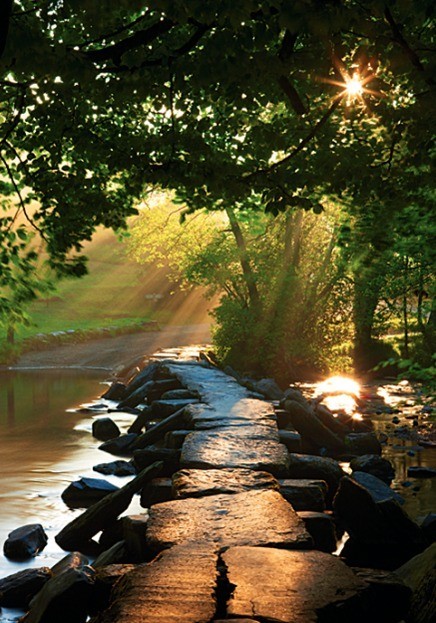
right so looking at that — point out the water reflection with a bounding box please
[0,369,109,580]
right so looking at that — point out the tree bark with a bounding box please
[225,207,261,310]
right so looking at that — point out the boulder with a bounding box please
[92,541,127,568]
[146,379,184,403]
[127,407,151,434]
[279,479,327,511]
[334,476,426,568]
[92,418,121,442]
[351,567,412,623]
[21,565,96,623]
[99,433,137,457]
[55,462,163,551]
[287,453,346,503]
[150,399,198,419]
[250,378,284,400]
[133,446,180,477]
[345,432,382,456]
[4,524,48,561]
[98,520,123,550]
[61,478,119,508]
[160,389,198,400]
[283,400,345,452]
[0,567,52,608]
[123,362,160,396]
[281,386,309,407]
[122,515,150,562]
[352,471,404,505]
[314,403,348,437]
[101,382,127,402]
[130,408,188,450]
[419,513,436,543]
[297,511,337,552]
[93,461,136,477]
[117,380,154,410]
[92,564,136,615]
[278,430,302,452]
[396,543,436,623]
[164,429,191,449]
[350,454,395,484]
[140,478,173,508]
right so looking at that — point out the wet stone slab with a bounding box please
[180,429,289,476]
[223,546,368,623]
[172,468,279,499]
[93,544,218,623]
[146,489,312,554]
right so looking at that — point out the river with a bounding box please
[0,363,434,622]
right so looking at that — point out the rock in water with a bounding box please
[3,524,48,560]
[92,418,121,441]
[287,453,346,503]
[396,543,436,623]
[55,462,163,551]
[61,478,120,508]
[350,454,395,484]
[21,566,96,623]
[93,461,136,477]
[0,567,52,608]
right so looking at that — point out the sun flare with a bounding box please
[314,376,361,415]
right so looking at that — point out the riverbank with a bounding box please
[7,324,212,371]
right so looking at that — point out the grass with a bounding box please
[0,226,213,361]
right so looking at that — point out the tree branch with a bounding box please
[384,7,435,86]
[83,18,174,64]
[244,95,342,180]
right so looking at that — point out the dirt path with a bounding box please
[11,324,212,372]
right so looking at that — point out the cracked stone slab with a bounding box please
[172,468,279,499]
[184,400,277,430]
[146,490,312,554]
[180,430,289,476]
[223,546,369,623]
[92,544,218,623]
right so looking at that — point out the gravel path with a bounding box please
[11,324,212,372]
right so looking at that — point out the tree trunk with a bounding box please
[225,207,261,310]
[352,265,384,371]
[0,0,13,59]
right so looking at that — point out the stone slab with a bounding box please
[172,468,279,499]
[146,490,312,554]
[184,401,277,429]
[223,546,368,623]
[93,544,218,623]
[181,430,289,476]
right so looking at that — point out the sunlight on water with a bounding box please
[314,375,361,416]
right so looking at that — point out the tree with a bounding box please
[0,1,434,369]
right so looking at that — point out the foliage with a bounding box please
[0,1,434,372]
[129,193,353,379]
